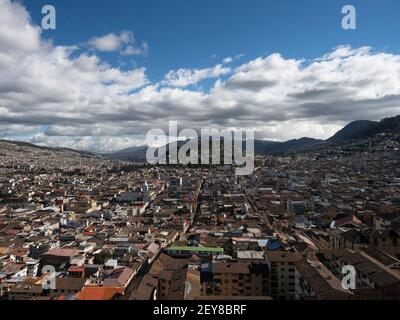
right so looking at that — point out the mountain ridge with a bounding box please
[1,114,399,161]
[107,115,400,160]
[0,139,98,158]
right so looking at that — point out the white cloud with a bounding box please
[163,64,231,87]
[0,0,41,54]
[89,32,126,52]
[223,54,243,64]
[30,133,146,153]
[122,42,149,56]
[88,30,148,56]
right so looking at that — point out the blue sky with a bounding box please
[1,0,400,151]
[23,0,400,82]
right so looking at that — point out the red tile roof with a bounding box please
[75,286,125,300]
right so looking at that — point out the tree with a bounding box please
[93,250,112,265]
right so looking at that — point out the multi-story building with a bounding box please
[265,251,302,300]
[200,260,270,297]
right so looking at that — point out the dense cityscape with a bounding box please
[1,120,400,301]
[1,0,400,310]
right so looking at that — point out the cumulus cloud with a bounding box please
[0,0,40,54]
[163,64,231,87]
[122,42,149,56]
[88,30,148,56]
[0,0,400,152]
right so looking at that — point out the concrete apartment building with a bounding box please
[265,251,302,300]
[200,260,270,297]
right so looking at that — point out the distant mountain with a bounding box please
[0,139,97,158]
[364,115,400,136]
[4,114,400,162]
[107,114,400,162]
[327,120,378,142]
[254,137,323,155]
[106,145,148,161]
[106,137,323,161]
[328,115,400,142]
